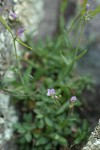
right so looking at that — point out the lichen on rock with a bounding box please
[0,93,18,145]
[14,0,44,37]
[82,120,100,150]
[0,0,44,147]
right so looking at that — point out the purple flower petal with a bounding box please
[9,11,17,19]
[51,89,55,95]
[86,4,90,11]
[47,89,55,96]
[70,96,77,102]
[47,89,51,96]
[17,28,25,37]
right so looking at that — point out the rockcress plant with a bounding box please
[0,0,100,150]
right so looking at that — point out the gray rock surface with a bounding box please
[36,0,61,40]
[0,0,61,149]
[82,119,100,150]
[0,1,18,148]
[14,0,61,40]
[1,0,100,149]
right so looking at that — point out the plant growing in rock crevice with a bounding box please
[1,0,100,150]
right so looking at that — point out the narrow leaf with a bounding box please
[16,38,32,50]
[89,5,100,17]
[63,29,71,47]
[60,52,68,66]
[36,137,49,146]
[60,52,72,66]
[74,49,87,61]
[83,0,88,10]
[50,134,67,145]
[56,102,69,115]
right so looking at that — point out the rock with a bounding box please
[0,1,17,148]
[14,0,61,41]
[82,119,100,150]
[36,0,61,40]
[0,0,61,149]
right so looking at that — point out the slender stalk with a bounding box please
[68,13,81,33]
[63,21,84,77]
[61,107,71,129]
[74,22,85,56]
[72,20,82,47]
[69,143,76,150]
[13,39,27,92]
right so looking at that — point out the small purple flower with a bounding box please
[9,11,17,19]
[86,4,90,11]
[70,96,77,102]
[16,28,25,37]
[47,89,55,96]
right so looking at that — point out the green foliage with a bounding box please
[1,0,99,150]
[7,34,91,149]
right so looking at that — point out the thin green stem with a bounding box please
[65,22,84,76]
[13,39,26,91]
[61,107,71,129]
[0,16,14,38]
[0,16,33,95]
[74,22,85,56]
[68,13,81,33]
[72,20,82,47]
[69,143,76,150]
[16,38,32,50]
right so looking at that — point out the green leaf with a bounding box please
[16,38,32,50]
[10,66,19,74]
[60,0,67,13]
[50,134,67,145]
[65,61,74,76]
[74,50,87,61]
[18,126,26,134]
[36,137,49,146]
[55,136,67,145]
[23,113,33,122]
[63,29,71,47]
[45,117,53,127]
[23,123,31,131]
[25,132,32,142]
[37,119,44,128]
[82,119,89,131]
[82,0,88,12]
[37,114,43,119]
[74,135,84,145]
[89,5,100,17]
[60,52,72,66]
[56,102,69,115]
[24,66,33,82]
[34,109,41,115]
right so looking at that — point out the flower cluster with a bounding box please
[0,1,25,38]
[84,3,92,23]
[47,89,77,103]
[47,89,55,96]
